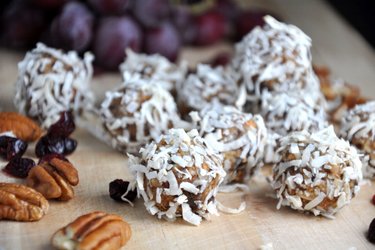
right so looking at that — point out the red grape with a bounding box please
[170,6,197,45]
[144,22,181,62]
[87,0,131,15]
[50,1,94,52]
[1,1,46,49]
[32,0,71,9]
[133,0,170,28]
[93,16,143,70]
[194,10,225,46]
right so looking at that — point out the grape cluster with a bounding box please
[0,0,277,71]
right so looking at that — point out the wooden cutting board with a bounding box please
[1,0,375,249]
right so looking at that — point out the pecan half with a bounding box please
[51,211,132,250]
[0,182,49,221]
[0,112,43,142]
[26,157,79,201]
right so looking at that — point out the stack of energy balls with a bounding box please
[14,16,371,225]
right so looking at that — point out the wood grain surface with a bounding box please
[1,0,375,249]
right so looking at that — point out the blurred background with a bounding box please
[0,0,374,72]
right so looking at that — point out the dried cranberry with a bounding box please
[35,135,77,158]
[3,157,35,178]
[38,153,69,165]
[207,52,232,67]
[48,111,76,138]
[0,136,28,160]
[109,179,137,203]
[372,195,375,205]
[368,218,375,243]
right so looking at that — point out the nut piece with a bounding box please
[0,112,43,142]
[51,211,132,250]
[0,182,49,221]
[26,158,79,201]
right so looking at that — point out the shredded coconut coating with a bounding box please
[232,16,320,111]
[100,78,189,154]
[14,43,94,128]
[272,126,362,217]
[178,64,240,114]
[340,101,375,179]
[120,49,187,94]
[128,128,225,226]
[260,89,328,136]
[190,104,267,185]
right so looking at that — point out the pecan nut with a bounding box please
[0,182,49,221]
[26,157,79,201]
[51,211,132,250]
[0,112,43,142]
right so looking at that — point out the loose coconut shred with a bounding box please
[272,126,362,218]
[128,129,226,226]
[340,101,375,179]
[191,104,267,186]
[100,78,189,154]
[14,43,94,128]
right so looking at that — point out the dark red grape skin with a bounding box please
[0,136,28,161]
[50,2,94,52]
[35,136,77,158]
[93,16,143,70]
[48,111,75,138]
[3,157,35,178]
[144,22,181,62]
[194,10,225,46]
[133,0,170,28]
[170,6,197,45]
[87,0,131,15]
[369,218,375,243]
[109,179,137,203]
[1,1,46,49]
[32,0,71,9]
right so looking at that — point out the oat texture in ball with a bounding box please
[100,78,188,154]
[340,101,375,179]
[14,43,94,128]
[129,129,225,226]
[190,104,267,185]
[272,126,362,218]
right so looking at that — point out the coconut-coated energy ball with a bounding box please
[340,101,375,179]
[128,128,225,226]
[190,104,267,185]
[272,126,362,218]
[14,43,94,128]
[232,16,320,111]
[100,78,189,154]
[120,49,187,94]
[178,64,240,115]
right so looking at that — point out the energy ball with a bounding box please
[260,89,327,136]
[232,16,320,111]
[190,104,267,185]
[340,101,375,179]
[120,49,187,94]
[178,64,240,115]
[14,43,94,128]
[272,126,362,218]
[129,129,225,226]
[314,66,367,126]
[100,78,188,154]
